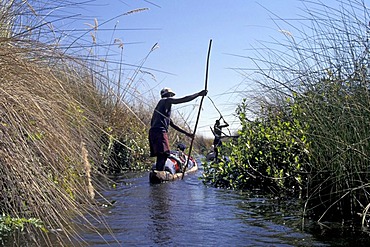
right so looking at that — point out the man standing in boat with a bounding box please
[212,117,229,161]
[149,87,207,171]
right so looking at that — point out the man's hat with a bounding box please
[160,87,176,97]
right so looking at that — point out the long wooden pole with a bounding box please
[182,39,212,179]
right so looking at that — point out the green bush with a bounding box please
[0,213,47,242]
[203,98,311,196]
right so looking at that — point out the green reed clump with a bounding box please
[296,70,370,222]
[223,0,370,224]
[202,0,370,225]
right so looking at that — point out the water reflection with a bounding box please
[54,170,336,246]
[148,183,174,245]
[8,168,370,246]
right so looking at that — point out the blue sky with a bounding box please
[60,0,344,138]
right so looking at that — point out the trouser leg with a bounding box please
[156,153,168,171]
[214,146,219,161]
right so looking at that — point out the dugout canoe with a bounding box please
[149,159,198,184]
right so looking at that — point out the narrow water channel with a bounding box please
[77,164,332,247]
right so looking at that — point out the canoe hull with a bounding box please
[149,163,198,184]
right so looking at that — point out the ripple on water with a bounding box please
[76,171,329,247]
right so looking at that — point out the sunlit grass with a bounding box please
[0,0,159,245]
[237,0,370,224]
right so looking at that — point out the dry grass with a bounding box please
[0,0,155,245]
[0,43,112,245]
[0,0,210,244]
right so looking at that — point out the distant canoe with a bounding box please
[149,159,198,184]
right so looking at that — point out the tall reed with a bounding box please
[0,0,154,245]
[241,0,370,223]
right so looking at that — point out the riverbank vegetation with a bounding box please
[202,0,370,228]
[5,0,370,244]
[0,0,185,245]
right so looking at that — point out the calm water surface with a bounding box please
[77,164,332,247]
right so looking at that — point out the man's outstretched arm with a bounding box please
[168,90,207,104]
[170,121,193,138]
